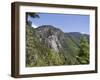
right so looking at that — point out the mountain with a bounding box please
[26,25,89,67]
[66,32,89,48]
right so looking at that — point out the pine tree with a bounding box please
[77,35,89,64]
[26,12,39,26]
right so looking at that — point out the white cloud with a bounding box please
[32,23,38,28]
[81,32,85,34]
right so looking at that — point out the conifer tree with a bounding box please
[77,36,89,64]
[26,12,39,26]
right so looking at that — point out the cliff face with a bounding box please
[35,25,64,53]
[26,25,89,67]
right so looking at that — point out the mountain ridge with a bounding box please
[26,25,89,67]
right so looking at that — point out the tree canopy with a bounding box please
[26,12,40,26]
[77,36,89,64]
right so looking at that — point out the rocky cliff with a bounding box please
[26,25,89,67]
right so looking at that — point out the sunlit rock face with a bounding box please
[35,25,89,53]
[26,24,89,67]
[35,25,64,53]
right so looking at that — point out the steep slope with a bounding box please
[26,25,51,66]
[66,32,89,47]
[35,25,64,53]
[35,25,82,65]
[26,25,89,67]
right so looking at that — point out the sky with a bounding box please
[28,13,90,34]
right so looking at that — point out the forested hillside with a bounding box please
[26,24,89,67]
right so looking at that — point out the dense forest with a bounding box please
[26,24,89,67]
[26,12,89,67]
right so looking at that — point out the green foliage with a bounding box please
[77,36,89,64]
[47,49,64,65]
[26,25,37,66]
[26,25,89,67]
[61,35,80,65]
[26,12,39,26]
